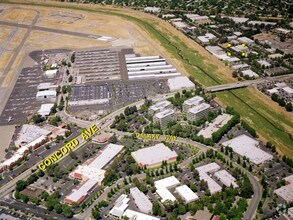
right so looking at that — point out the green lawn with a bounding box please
[2,1,293,157]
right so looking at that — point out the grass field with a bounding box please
[1,1,293,157]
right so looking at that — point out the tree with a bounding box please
[16,180,28,192]
[285,103,293,112]
[178,204,187,215]
[153,201,161,216]
[92,207,101,219]
[68,75,73,82]
[32,114,43,124]
[54,203,63,214]
[69,150,77,159]
[109,135,117,144]
[199,180,208,191]
[62,204,74,218]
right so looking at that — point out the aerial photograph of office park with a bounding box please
[0,0,292,220]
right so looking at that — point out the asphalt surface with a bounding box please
[0,20,102,40]
[205,73,293,92]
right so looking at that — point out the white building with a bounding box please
[214,170,238,188]
[222,134,273,165]
[155,176,180,202]
[282,87,293,95]
[275,175,293,203]
[123,209,160,220]
[238,37,255,45]
[198,114,233,138]
[131,143,178,168]
[175,185,199,203]
[258,59,271,68]
[225,16,249,23]
[37,82,57,91]
[198,33,216,44]
[144,7,161,13]
[130,187,152,214]
[183,96,204,112]
[168,76,194,91]
[185,14,209,23]
[109,194,130,218]
[38,103,54,117]
[241,70,259,78]
[126,54,181,80]
[65,144,124,204]
[15,124,51,147]
[187,103,211,121]
[36,90,57,100]
[149,100,172,115]
[248,21,277,26]
[44,69,58,78]
[196,163,222,194]
[153,108,176,127]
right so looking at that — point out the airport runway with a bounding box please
[0,20,102,40]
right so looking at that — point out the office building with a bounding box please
[153,108,176,127]
[187,103,211,121]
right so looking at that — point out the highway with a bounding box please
[205,73,293,92]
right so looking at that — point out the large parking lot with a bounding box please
[68,79,170,115]
[0,66,57,125]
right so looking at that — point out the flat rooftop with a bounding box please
[154,108,175,119]
[189,103,210,114]
[149,100,171,112]
[222,134,273,165]
[131,143,178,167]
[184,96,204,106]
[198,114,233,138]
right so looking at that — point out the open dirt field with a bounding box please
[0,7,37,24]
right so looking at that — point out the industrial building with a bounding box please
[198,114,233,138]
[155,176,180,202]
[214,170,238,188]
[131,143,178,168]
[123,209,160,220]
[37,82,57,91]
[44,69,58,78]
[110,194,159,220]
[109,194,130,218]
[125,54,181,80]
[65,144,124,204]
[0,125,51,172]
[149,100,172,115]
[144,7,161,13]
[222,134,273,165]
[187,103,211,121]
[36,90,57,100]
[275,175,293,203]
[241,70,259,78]
[185,14,210,23]
[153,108,176,127]
[196,163,222,194]
[38,103,54,117]
[167,76,194,91]
[183,96,204,112]
[130,187,152,214]
[175,185,199,203]
[15,124,52,147]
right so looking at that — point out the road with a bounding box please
[98,129,260,220]
[205,73,293,92]
[76,173,146,220]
